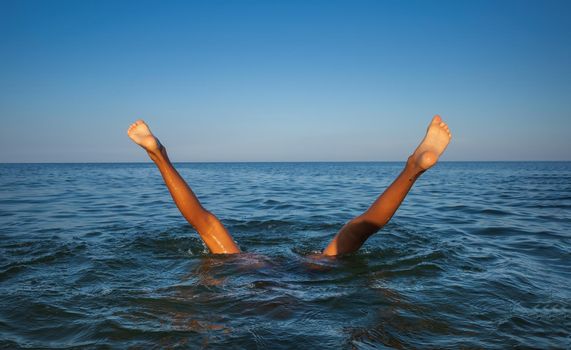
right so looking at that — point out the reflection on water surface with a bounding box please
[1,162,570,348]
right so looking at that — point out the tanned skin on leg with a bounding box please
[127,120,240,254]
[322,115,452,256]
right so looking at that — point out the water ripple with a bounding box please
[1,162,570,348]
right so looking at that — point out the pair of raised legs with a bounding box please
[127,116,452,256]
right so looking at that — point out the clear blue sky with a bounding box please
[1,0,570,162]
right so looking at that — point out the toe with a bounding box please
[432,115,442,124]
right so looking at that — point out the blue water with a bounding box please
[1,162,570,349]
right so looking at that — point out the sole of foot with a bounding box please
[127,119,161,153]
[411,115,452,170]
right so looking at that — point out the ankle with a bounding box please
[148,145,167,163]
[405,156,425,177]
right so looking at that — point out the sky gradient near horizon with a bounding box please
[1,0,570,162]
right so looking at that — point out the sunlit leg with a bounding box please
[322,115,452,256]
[127,120,240,254]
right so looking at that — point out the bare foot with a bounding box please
[127,119,162,153]
[410,115,452,170]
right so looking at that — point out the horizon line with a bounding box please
[1,160,570,165]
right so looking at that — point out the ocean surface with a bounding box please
[0,162,570,349]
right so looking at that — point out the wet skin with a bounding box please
[127,116,451,256]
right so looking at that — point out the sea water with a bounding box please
[1,162,570,348]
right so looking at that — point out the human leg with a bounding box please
[127,120,240,254]
[322,115,451,256]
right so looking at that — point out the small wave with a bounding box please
[373,262,444,278]
[0,264,27,282]
[1,241,87,282]
[127,230,207,257]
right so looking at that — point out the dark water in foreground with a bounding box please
[1,162,570,349]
